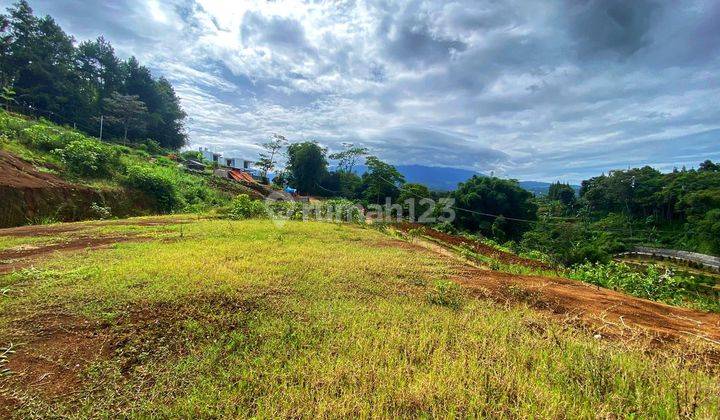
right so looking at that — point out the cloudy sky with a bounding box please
[5,0,720,182]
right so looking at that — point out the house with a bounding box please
[224,157,253,171]
[199,147,222,164]
[185,159,206,171]
[199,147,261,178]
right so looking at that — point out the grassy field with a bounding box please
[1,218,719,418]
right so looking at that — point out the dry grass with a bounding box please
[0,218,719,418]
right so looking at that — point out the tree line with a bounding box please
[0,1,187,149]
[257,136,720,260]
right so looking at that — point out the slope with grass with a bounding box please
[1,217,720,418]
[0,111,258,227]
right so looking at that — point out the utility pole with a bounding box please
[99,115,104,141]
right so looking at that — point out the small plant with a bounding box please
[91,202,112,219]
[568,261,720,312]
[407,227,425,238]
[0,343,15,376]
[427,279,464,309]
[228,194,266,219]
[27,215,58,225]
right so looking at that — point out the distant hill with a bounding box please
[518,181,555,195]
[355,164,572,194]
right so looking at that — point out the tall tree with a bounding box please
[548,182,576,208]
[149,77,187,149]
[453,176,537,240]
[77,36,122,104]
[329,144,368,174]
[361,156,405,204]
[287,141,328,195]
[103,92,148,143]
[256,133,287,180]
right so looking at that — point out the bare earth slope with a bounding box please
[0,151,149,227]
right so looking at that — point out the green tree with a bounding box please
[256,133,287,180]
[398,183,432,221]
[548,182,576,208]
[102,92,148,143]
[287,141,328,195]
[361,156,405,204]
[329,144,368,174]
[699,160,719,172]
[453,176,537,240]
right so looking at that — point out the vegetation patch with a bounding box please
[1,218,719,417]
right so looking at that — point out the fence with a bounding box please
[618,247,720,273]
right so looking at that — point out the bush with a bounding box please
[124,165,182,212]
[56,138,120,177]
[228,194,266,219]
[21,124,63,151]
[568,261,719,311]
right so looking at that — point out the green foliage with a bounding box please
[56,137,120,177]
[228,194,266,219]
[569,261,720,312]
[577,163,720,254]
[426,279,464,309]
[692,209,720,254]
[124,165,181,212]
[328,144,368,174]
[547,182,576,208]
[287,141,328,195]
[317,171,363,199]
[398,183,432,221]
[0,2,187,149]
[360,156,405,204]
[180,150,203,162]
[453,176,537,240]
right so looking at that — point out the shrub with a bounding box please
[568,261,719,311]
[180,150,204,161]
[21,124,63,151]
[90,202,112,219]
[124,165,182,212]
[56,138,119,177]
[427,279,464,309]
[228,194,266,219]
[0,111,28,135]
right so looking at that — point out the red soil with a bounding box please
[395,222,552,269]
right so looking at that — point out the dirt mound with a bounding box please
[0,151,69,189]
[0,151,155,228]
[453,268,720,343]
[390,234,720,345]
[395,223,551,270]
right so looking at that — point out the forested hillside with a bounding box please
[0,1,186,149]
[520,164,720,264]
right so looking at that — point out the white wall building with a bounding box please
[199,147,221,164]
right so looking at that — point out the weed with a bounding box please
[427,279,464,309]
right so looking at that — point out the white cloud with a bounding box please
[5,0,720,182]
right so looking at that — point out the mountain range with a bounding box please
[355,164,571,195]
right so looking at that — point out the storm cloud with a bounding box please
[4,0,719,182]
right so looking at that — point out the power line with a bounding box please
[371,172,687,234]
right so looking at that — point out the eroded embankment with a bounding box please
[394,225,720,346]
[0,151,152,228]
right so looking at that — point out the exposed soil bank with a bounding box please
[0,151,154,228]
